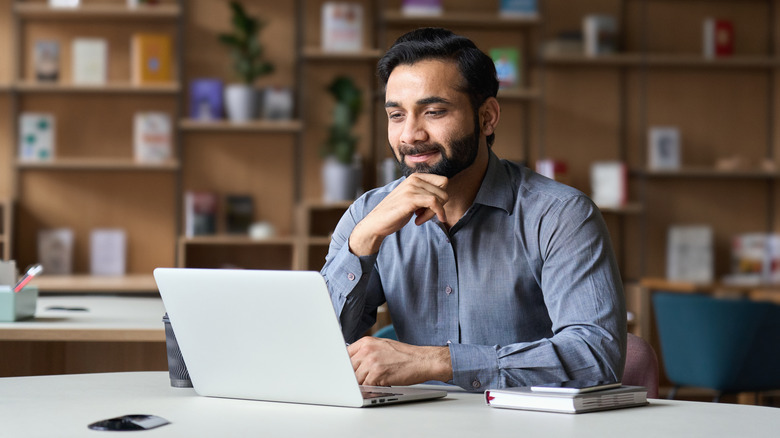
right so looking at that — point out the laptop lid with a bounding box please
[153,268,446,408]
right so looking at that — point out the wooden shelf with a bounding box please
[497,88,542,101]
[15,2,181,20]
[382,10,540,28]
[179,119,303,133]
[301,47,383,61]
[16,158,180,171]
[639,167,780,179]
[179,235,296,246]
[32,274,159,294]
[598,203,643,215]
[14,81,180,94]
[544,53,779,69]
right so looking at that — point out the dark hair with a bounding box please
[377,28,499,146]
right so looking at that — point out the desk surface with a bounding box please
[1,372,778,437]
[0,296,165,342]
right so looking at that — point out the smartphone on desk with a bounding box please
[530,380,621,394]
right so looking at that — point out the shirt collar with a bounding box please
[472,149,515,214]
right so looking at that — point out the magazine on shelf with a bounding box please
[321,2,363,52]
[34,40,60,82]
[133,112,172,163]
[131,33,173,85]
[18,113,55,162]
[499,0,538,18]
[189,79,224,121]
[72,38,108,85]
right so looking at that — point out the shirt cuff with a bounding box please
[326,243,377,301]
[449,343,499,392]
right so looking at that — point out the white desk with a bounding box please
[0,297,166,376]
[0,296,166,341]
[1,372,778,437]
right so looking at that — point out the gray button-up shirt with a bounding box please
[322,151,626,391]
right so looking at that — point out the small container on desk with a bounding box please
[0,286,38,322]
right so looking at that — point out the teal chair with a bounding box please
[653,292,780,402]
[373,324,398,341]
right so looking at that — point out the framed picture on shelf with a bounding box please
[648,126,681,170]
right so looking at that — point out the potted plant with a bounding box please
[321,76,363,202]
[218,1,274,123]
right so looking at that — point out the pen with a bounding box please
[14,264,43,293]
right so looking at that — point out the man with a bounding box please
[321,28,626,392]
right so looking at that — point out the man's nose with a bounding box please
[399,115,428,145]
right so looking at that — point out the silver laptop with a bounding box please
[153,268,447,408]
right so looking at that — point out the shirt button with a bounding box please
[471,380,481,389]
[347,273,355,281]
[445,286,452,295]
[446,340,452,345]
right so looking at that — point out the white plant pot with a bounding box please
[322,157,357,202]
[224,84,256,123]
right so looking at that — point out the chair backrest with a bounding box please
[373,324,398,341]
[653,292,780,393]
[623,333,660,398]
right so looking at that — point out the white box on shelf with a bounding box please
[321,2,363,52]
[583,14,617,56]
[401,0,443,16]
[90,229,127,276]
[648,126,681,170]
[18,113,56,162]
[134,112,172,163]
[590,161,627,208]
[72,38,108,85]
[38,228,74,276]
[666,225,714,283]
[49,0,80,7]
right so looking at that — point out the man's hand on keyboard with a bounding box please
[347,336,452,386]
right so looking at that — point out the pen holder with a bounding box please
[0,285,38,322]
[162,313,193,388]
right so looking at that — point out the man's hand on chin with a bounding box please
[347,336,453,386]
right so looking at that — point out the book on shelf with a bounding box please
[583,14,618,56]
[189,78,224,121]
[72,38,108,85]
[703,18,734,59]
[590,161,627,209]
[401,0,442,16]
[490,47,521,90]
[49,0,80,7]
[18,113,55,162]
[225,195,254,234]
[485,385,648,414]
[667,225,714,284]
[34,40,60,82]
[648,126,681,171]
[321,2,363,52]
[131,33,173,85]
[535,159,569,185]
[499,0,538,18]
[543,31,584,56]
[727,233,780,285]
[261,86,294,120]
[38,228,74,276]
[184,191,218,237]
[90,228,127,276]
[133,112,172,163]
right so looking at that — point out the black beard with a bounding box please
[395,127,480,179]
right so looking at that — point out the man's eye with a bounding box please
[426,110,446,116]
[388,113,404,121]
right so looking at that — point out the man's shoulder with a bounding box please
[499,160,588,206]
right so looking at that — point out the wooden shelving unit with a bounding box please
[9,0,182,280]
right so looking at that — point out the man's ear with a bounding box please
[479,97,500,136]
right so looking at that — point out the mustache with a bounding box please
[399,143,444,156]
